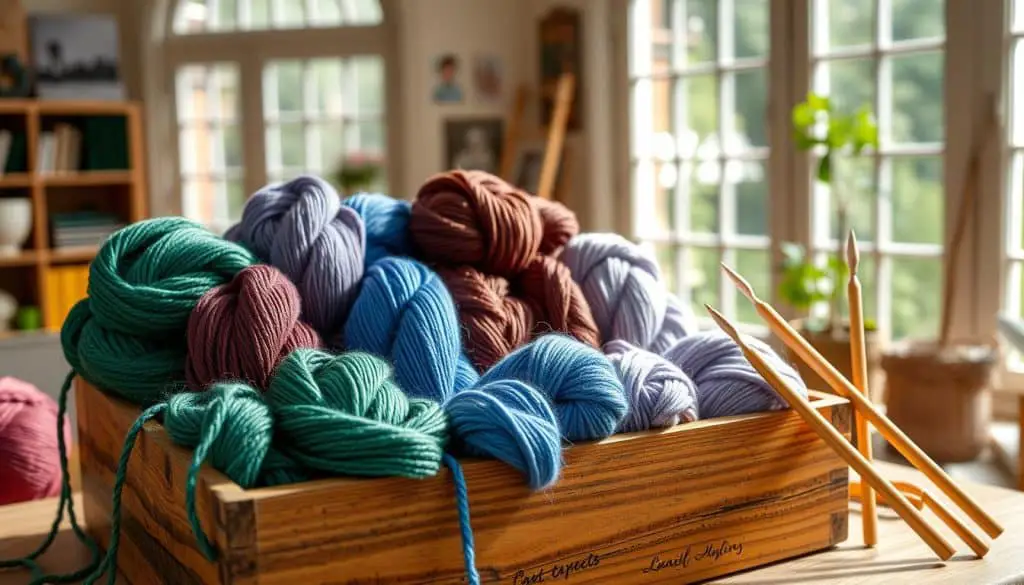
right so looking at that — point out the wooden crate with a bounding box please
[76,380,851,585]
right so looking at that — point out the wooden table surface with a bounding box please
[0,461,1020,585]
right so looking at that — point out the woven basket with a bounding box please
[881,341,997,463]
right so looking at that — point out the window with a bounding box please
[173,0,382,34]
[628,0,771,327]
[625,0,949,342]
[810,0,946,340]
[1005,2,1024,373]
[163,0,393,232]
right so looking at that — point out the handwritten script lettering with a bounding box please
[511,553,601,583]
[641,540,743,574]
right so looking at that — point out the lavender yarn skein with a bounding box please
[604,340,698,432]
[560,233,696,353]
[226,175,366,339]
[663,330,806,419]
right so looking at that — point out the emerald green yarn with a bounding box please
[267,349,450,478]
[61,217,257,405]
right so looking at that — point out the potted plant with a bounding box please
[333,154,382,196]
[780,93,883,401]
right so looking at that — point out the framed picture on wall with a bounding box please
[29,13,124,101]
[444,117,504,174]
[538,7,582,131]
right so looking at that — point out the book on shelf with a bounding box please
[37,124,84,174]
[0,130,11,176]
[44,265,89,331]
[50,211,122,249]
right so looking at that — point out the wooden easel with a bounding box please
[500,72,575,201]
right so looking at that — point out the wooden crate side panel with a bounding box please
[77,381,236,585]
[240,402,850,584]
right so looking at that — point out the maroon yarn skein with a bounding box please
[186,264,322,391]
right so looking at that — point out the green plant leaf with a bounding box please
[807,92,830,111]
[851,106,879,154]
[817,152,832,183]
[792,102,817,129]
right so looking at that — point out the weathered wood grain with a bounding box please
[77,380,850,585]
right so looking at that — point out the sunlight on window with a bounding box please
[173,0,383,34]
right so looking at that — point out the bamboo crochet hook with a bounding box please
[720,263,1002,544]
[704,305,956,561]
[846,230,878,546]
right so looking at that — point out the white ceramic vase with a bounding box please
[0,198,32,257]
[0,289,16,331]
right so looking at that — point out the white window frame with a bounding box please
[144,0,402,229]
[614,2,1018,398]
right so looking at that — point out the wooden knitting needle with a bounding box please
[704,305,956,561]
[846,230,878,546]
[721,263,1004,540]
[850,480,925,510]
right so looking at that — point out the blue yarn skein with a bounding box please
[343,193,413,267]
[662,330,807,419]
[444,379,562,489]
[604,339,698,432]
[480,334,628,442]
[345,256,479,402]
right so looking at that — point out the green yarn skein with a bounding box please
[61,217,257,406]
[267,349,450,478]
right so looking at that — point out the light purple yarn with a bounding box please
[603,339,698,433]
[662,330,807,419]
[560,233,696,354]
[225,175,366,339]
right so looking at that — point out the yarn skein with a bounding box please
[265,348,449,478]
[343,193,413,266]
[410,170,543,276]
[560,233,697,354]
[663,330,807,419]
[603,340,698,433]
[0,377,73,506]
[480,335,627,441]
[535,197,579,257]
[345,257,479,403]
[444,379,562,490]
[225,175,366,340]
[186,265,323,391]
[515,256,600,347]
[62,217,257,406]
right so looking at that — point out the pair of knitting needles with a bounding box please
[707,232,1003,561]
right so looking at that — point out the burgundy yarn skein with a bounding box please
[186,264,322,391]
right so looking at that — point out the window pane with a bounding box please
[687,162,719,233]
[891,156,943,245]
[654,243,679,294]
[735,160,767,236]
[733,0,768,59]
[891,0,944,41]
[353,56,385,115]
[890,52,944,144]
[818,0,873,53]
[731,68,767,150]
[266,60,304,115]
[1011,152,1024,251]
[226,176,246,220]
[819,58,875,114]
[173,0,381,32]
[311,59,344,116]
[819,155,875,243]
[345,120,385,155]
[683,0,718,66]
[1015,0,1024,33]
[683,245,719,316]
[735,249,769,324]
[277,122,306,168]
[890,256,942,340]
[1011,40,1024,147]
[679,74,717,158]
[316,120,346,175]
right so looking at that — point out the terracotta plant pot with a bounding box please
[785,319,884,402]
[881,341,996,463]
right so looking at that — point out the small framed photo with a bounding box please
[444,117,504,174]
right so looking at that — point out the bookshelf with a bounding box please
[0,99,147,334]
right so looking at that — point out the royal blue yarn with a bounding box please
[345,256,479,402]
[479,335,628,442]
[343,193,413,267]
[444,379,562,489]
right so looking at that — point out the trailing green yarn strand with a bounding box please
[266,349,450,478]
[62,217,257,406]
[0,372,102,585]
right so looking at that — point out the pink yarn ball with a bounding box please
[0,377,71,505]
